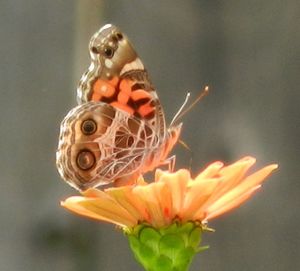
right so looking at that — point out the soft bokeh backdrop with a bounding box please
[0,1,299,271]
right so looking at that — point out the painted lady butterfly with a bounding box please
[56,24,182,190]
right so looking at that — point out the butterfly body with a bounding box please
[56,24,181,190]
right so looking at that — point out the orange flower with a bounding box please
[61,156,277,229]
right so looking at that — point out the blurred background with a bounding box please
[0,1,299,270]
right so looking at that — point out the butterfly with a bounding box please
[56,24,182,191]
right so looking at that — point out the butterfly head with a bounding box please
[89,24,138,80]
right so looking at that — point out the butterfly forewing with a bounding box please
[77,24,166,137]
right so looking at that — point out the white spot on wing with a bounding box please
[105,59,113,68]
[120,58,144,75]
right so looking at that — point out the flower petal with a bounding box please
[194,161,224,179]
[61,158,278,228]
[157,169,190,216]
[133,182,168,227]
[205,164,278,219]
[106,186,148,223]
[205,185,261,220]
[193,157,257,215]
[61,191,138,228]
[180,178,221,221]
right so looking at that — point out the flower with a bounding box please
[61,156,278,229]
[61,156,278,271]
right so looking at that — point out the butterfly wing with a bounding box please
[77,24,166,139]
[56,101,160,190]
[57,24,182,190]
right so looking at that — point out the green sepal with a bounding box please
[125,221,208,271]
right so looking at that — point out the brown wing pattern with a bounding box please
[56,102,160,190]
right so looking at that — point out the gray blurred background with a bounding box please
[0,1,299,270]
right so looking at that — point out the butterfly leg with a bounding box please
[164,155,176,172]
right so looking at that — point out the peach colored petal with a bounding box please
[194,158,258,215]
[205,185,261,220]
[180,178,221,221]
[157,169,190,215]
[62,193,137,228]
[106,186,146,222]
[194,161,224,180]
[231,164,278,196]
[132,182,167,227]
[136,175,148,185]
[83,188,109,198]
[219,156,256,186]
[205,164,278,216]
[154,168,165,181]
[61,196,106,220]
[157,183,173,225]
[219,156,255,175]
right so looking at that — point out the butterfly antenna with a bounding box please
[178,139,193,172]
[170,92,191,126]
[171,85,209,125]
[178,139,191,151]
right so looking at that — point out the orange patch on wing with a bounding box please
[118,79,134,104]
[131,89,152,101]
[91,92,102,101]
[137,102,154,117]
[110,101,134,115]
[109,77,119,87]
[119,79,133,95]
[118,91,130,104]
